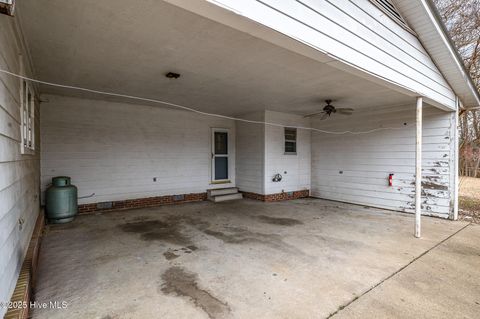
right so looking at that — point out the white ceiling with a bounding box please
[18,0,414,116]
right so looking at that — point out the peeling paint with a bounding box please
[433,161,449,167]
[421,181,448,191]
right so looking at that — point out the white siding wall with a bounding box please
[264,111,311,194]
[236,112,265,194]
[0,17,40,316]
[311,104,454,218]
[174,0,456,110]
[40,95,236,205]
[235,110,311,195]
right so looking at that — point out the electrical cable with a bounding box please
[0,68,407,135]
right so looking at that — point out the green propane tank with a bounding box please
[46,176,78,223]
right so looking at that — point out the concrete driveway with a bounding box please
[333,223,480,319]
[32,199,478,319]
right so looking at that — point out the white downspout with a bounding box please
[415,97,423,238]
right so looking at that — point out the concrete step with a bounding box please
[209,193,243,202]
[208,187,239,197]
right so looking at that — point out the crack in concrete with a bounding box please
[327,223,473,318]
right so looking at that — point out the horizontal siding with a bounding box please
[264,111,310,194]
[0,15,40,318]
[202,0,456,109]
[0,78,20,123]
[236,112,265,194]
[310,104,454,218]
[40,95,236,205]
[235,110,312,195]
[0,105,21,142]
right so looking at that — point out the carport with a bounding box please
[2,0,479,318]
[18,0,456,227]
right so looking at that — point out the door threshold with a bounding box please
[210,180,231,185]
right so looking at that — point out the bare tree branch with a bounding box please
[433,0,480,176]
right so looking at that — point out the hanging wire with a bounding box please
[0,68,406,135]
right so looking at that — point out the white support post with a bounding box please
[415,97,423,238]
[453,97,460,220]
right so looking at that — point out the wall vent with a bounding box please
[173,194,185,201]
[0,0,15,16]
[369,0,415,34]
[96,202,113,210]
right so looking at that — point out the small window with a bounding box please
[20,79,35,154]
[284,128,297,154]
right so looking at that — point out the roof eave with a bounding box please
[423,0,480,108]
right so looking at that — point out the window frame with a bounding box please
[211,128,231,183]
[284,127,297,155]
[20,77,35,154]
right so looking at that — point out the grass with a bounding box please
[459,176,480,223]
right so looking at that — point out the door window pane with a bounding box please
[214,132,228,155]
[215,157,228,180]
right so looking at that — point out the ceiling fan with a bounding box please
[304,100,354,120]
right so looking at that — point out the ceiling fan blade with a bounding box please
[337,108,354,115]
[320,112,330,120]
[304,111,326,118]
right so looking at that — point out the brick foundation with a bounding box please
[78,192,208,214]
[241,189,309,202]
[5,210,44,319]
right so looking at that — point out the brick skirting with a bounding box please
[78,192,208,214]
[241,189,309,202]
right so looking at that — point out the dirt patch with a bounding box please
[256,215,303,226]
[160,267,230,319]
[119,219,191,245]
[460,177,480,198]
[459,196,480,224]
[459,177,480,224]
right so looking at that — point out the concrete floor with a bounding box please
[32,199,478,319]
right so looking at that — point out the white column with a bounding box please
[415,97,423,238]
[453,98,460,220]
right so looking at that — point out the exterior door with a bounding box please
[212,129,229,182]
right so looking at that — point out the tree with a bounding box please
[434,0,480,177]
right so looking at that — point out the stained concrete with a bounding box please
[32,199,476,319]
